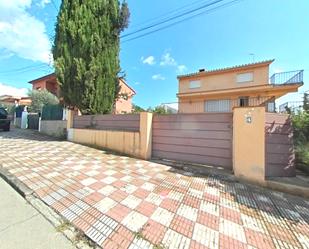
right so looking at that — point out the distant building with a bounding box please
[160,103,178,113]
[29,73,136,114]
[279,101,304,113]
[0,95,31,106]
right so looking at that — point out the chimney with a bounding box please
[199,68,205,72]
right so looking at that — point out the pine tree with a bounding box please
[53,0,129,114]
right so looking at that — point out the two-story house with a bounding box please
[177,60,303,113]
[29,73,136,114]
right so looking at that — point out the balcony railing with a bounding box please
[270,70,304,85]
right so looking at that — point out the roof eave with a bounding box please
[177,59,275,80]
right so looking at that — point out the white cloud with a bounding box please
[0,0,51,63]
[38,0,51,8]
[160,52,177,66]
[177,65,187,74]
[135,82,140,85]
[141,56,155,65]
[152,74,165,81]
[273,68,283,74]
[0,83,29,97]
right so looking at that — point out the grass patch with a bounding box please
[133,230,146,240]
[153,244,165,249]
[56,221,72,232]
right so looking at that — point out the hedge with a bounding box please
[41,104,63,120]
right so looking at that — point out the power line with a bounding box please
[128,0,210,29]
[121,0,224,39]
[0,65,51,76]
[0,63,50,74]
[50,0,58,12]
[122,0,242,43]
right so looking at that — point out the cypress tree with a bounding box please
[53,0,129,114]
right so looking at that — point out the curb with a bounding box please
[0,167,99,249]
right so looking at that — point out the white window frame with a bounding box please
[237,72,254,83]
[189,80,201,89]
[205,99,231,112]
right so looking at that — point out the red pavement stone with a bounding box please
[102,225,134,249]
[244,228,275,249]
[160,198,181,213]
[133,188,150,199]
[170,215,194,238]
[183,195,201,209]
[106,204,131,223]
[220,206,242,225]
[136,201,156,217]
[190,240,210,249]
[197,211,219,230]
[219,233,247,249]
[142,220,167,245]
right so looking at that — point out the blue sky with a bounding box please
[0,0,308,109]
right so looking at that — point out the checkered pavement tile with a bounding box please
[121,211,148,232]
[95,197,117,213]
[192,223,219,249]
[150,207,174,227]
[177,204,199,222]
[162,229,191,249]
[219,218,247,244]
[142,220,167,245]
[1,129,309,249]
[170,215,194,238]
[121,195,142,209]
[81,177,97,186]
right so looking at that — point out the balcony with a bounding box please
[270,70,304,85]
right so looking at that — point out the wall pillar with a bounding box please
[139,112,153,160]
[66,109,75,141]
[233,107,266,183]
[66,109,74,129]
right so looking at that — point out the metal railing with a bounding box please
[178,96,277,113]
[230,96,276,112]
[270,70,304,85]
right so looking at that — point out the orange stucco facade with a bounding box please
[177,60,303,113]
[29,74,136,114]
[114,78,136,114]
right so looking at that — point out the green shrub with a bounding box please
[292,111,309,171]
[292,111,309,145]
[41,104,63,120]
[28,89,59,113]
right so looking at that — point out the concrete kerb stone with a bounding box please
[0,167,33,197]
[0,166,99,249]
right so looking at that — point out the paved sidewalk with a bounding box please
[0,129,309,249]
[0,177,76,249]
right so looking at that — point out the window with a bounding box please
[205,99,231,112]
[189,80,201,89]
[237,72,253,83]
[239,97,249,107]
[267,102,275,112]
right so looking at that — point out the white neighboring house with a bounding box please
[160,103,178,113]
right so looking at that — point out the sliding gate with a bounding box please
[152,113,233,169]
